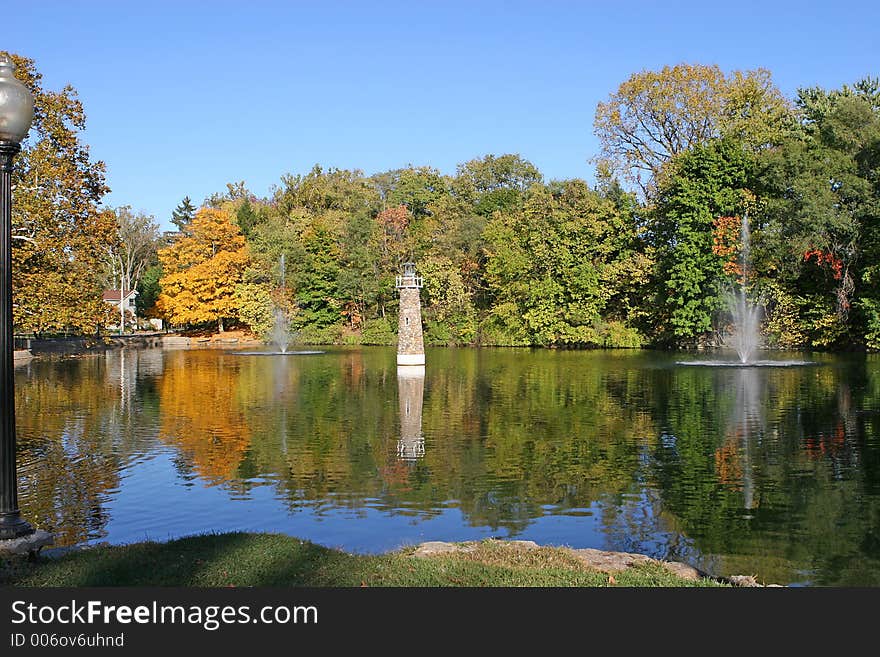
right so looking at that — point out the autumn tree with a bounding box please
[156,208,250,332]
[594,63,791,196]
[4,51,115,334]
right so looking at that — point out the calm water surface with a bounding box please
[14,346,880,586]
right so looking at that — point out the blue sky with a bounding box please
[6,0,879,229]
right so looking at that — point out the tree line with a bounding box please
[7,52,880,350]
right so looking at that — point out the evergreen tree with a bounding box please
[171,196,196,232]
[235,197,260,238]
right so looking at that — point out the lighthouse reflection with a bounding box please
[397,366,425,460]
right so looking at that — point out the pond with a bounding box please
[14,346,880,586]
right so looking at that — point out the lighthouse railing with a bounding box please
[395,275,423,289]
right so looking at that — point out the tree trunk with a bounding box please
[218,317,225,333]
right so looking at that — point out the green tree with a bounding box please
[651,139,753,344]
[483,180,648,346]
[292,215,343,330]
[337,212,384,329]
[136,264,162,318]
[170,196,196,232]
[375,166,447,218]
[454,154,542,216]
[275,165,379,216]
[757,80,880,347]
[419,255,478,345]
[205,181,250,209]
[234,196,263,238]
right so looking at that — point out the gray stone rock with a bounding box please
[660,561,707,581]
[570,548,654,573]
[0,530,54,556]
[410,539,782,586]
[727,575,761,587]
[412,541,465,557]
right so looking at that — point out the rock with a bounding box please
[412,541,466,557]
[660,561,707,581]
[570,548,654,573]
[0,530,54,557]
[727,575,761,587]
[410,539,781,586]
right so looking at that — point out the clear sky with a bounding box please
[6,0,879,229]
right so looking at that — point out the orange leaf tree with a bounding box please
[5,52,116,334]
[156,208,250,332]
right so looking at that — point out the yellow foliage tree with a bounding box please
[157,208,250,332]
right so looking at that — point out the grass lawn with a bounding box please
[1,532,726,587]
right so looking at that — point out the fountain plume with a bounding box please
[271,307,290,354]
[271,253,291,353]
[724,213,762,364]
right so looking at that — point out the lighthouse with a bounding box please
[395,262,425,367]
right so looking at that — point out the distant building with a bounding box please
[103,288,138,331]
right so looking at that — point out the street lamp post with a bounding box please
[0,54,35,540]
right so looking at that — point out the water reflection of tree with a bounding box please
[158,352,252,484]
[230,349,661,533]
[650,360,880,584]
[15,352,160,546]
[137,351,880,583]
[24,346,880,584]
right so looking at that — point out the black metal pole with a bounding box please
[0,140,33,539]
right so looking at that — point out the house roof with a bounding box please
[103,289,138,302]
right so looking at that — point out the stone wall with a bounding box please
[27,333,164,354]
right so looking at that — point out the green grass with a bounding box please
[1,533,726,587]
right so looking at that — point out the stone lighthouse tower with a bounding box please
[396,262,424,367]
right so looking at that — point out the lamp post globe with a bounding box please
[0,53,35,540]
[0,55,34,145]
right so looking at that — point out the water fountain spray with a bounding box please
[725,212,762,364]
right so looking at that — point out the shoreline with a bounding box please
[3,532,777,588]
[11,330,853,357]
